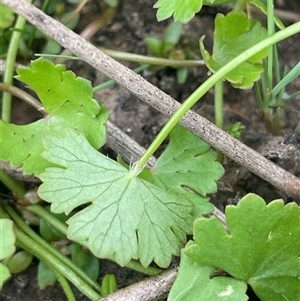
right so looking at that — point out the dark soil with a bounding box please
[1,0,299,300]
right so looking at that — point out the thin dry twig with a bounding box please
[98,268,178,301]
[2,0,300,200]
[274,9,300,23]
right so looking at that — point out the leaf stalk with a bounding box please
[136,21,300,169]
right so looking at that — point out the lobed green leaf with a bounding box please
[200,11,268,88]
[38,130,193,268]
[141,125,224,218]
[0,58,108,175]
[168,246,248,301]
[153,0,235,23]
[185,193,300,301]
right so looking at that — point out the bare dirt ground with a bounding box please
[1,0,299,300]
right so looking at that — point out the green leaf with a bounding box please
[0,264,11,290]
[168,246,248,301]
[38,130,193,268]
[162,21,183,54]
[140,125,224,218]
[226,122,245,139]
[185,193,300,301]
[38,260,57,289]
[39,206,68,242]
[144,37,164,57]
[154,0,203,23]
[0,219,16,260]
[249,0,285,30]
[68,242,99,281]
[101,274,117,297]
[176,67,189,84]
[6,250,33,274]
[0,219,15,290]
[0,58,108,175]
[200,11,268,88]
[153,0,235,23]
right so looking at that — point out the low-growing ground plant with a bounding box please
[0,0,299,300]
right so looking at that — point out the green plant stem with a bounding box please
[284,90,300,102]
[48,265,76,301]
[26,204,68,235]
[27,205,162,276]
[235,0,248,10]
[3,204,102,294]
[18,237,76,301]
[249,0,285,30]
[1,0,33,122]
[0,169,26,199]
[136,22,300,170]
[0,204,10,219]
[271,62,300,99]
[214,80,224,129]
[26,204,161,277]
[0,82,46,114]
[267,0,275,92]
[98,47,205,67]
[36,52,204,68]
[214,80,224,162]
[14,228,100,301]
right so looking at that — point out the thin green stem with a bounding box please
[273,44,281,85]
[18,236,76,301]
[26,204,164,276]
[0,169,26,199]
[3,204,102,294]
[26,204,68,235]
[98,47,205,67]
[214,80,224,129]
[234,0,248,11]
[14,228,100,301]
[27,204,162,276]
[49,266,77,301]
[0,82,46,114]
[136,22,300,169]
[214,80,224,162]
[267,0,275,93]
[1,0,33,122]
[36,52,204,68]
[254,82,264,111]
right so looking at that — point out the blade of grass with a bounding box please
[1,0,33,122]
[271,62,300,99]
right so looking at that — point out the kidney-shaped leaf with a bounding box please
[185,193,300,301]
[38,130,193,268]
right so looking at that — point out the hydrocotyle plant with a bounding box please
[0,58,224,269]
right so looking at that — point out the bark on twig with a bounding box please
[2,1,300,201]
[98,268,178,301]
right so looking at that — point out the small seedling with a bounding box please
[144,21,191,84]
